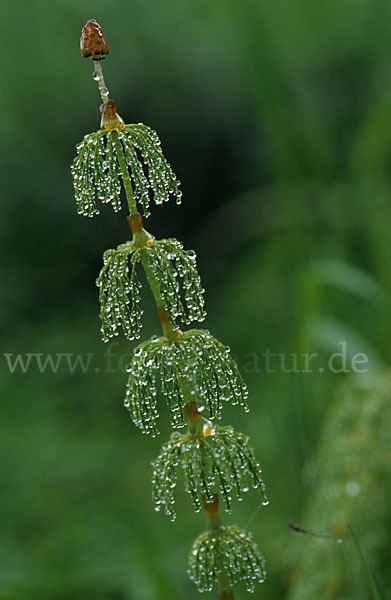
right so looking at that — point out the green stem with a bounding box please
[202,495,235,600]
[203,494,223,532]
[139,248,179,341]
[182,388,203,437]
[217,576,235,600]
[139,246,203,433]
[111,129,137,215]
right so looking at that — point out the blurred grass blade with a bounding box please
[303,259,386,308]
[347,521,383,600]
[308,316,384,370]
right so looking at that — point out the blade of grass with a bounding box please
[347,521,383,600]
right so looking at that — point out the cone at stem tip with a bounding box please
[80,19,109,60]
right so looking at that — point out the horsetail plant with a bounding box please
[72,19,268,599]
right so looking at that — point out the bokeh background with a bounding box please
[0,1,390,599]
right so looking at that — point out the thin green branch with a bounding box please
[140,248,179,340]
[139,246,205,435]
[111,129,137,215]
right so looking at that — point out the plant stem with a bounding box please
[203,494,223,531]
[217,589,235,600]
[139,248,180,341]
[126,214,199,424]
[183,397,203,437]
[133,229,203,426]
[112,129,138,215]
[202,495,235,600]
[122,159,233,600]
[92,61,110,104]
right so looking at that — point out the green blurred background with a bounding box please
[0,0,390,598]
